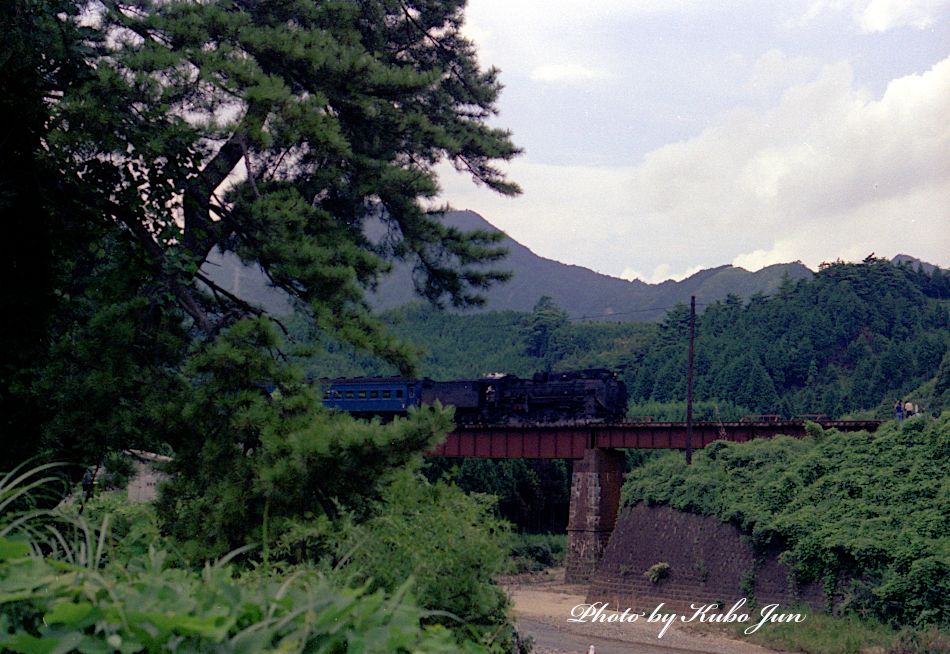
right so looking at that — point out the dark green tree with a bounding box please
[156,318,454,560]
[3,0,523,467]
[525,296,569,366]
[37,0,521,373]
[934,350,950,411]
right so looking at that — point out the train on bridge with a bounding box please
[316,369,884,456]
[320,368,629,425]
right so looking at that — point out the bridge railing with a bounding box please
[428,419,884,459]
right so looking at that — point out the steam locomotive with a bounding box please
[320,369,628,425]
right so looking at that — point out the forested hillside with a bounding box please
[302,259,950,420]
[625,259,950,417]
[292,299,655,380]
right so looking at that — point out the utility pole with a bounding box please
[686,295,695,465]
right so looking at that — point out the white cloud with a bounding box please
[858,0,948,31]
[802,0,949,31]
[628,55,950,270]
[530,64,611,83]
[731,179,950,270]
[745,49,821,95]
[437,55,950,278]
[462,0,711,79]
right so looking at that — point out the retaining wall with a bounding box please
[587,503,826,612]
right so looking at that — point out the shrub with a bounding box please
[331,472,518,650]
[0,535,481,653]
[102,451,134,490]
[644,562,671,584]
[509,533,566,572]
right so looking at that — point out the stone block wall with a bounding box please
[587,503,825,611]
[565,449,625,583]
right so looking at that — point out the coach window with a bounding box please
[370,390,379,399]
[345,391,354,399]
[396,389,404,398]
[382,390,392,399]
[358,391,367,400]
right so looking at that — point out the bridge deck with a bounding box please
[429,420,883,459]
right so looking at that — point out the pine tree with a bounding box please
[526,296,569,366]
[3,0,523,466]
[37,0,521,373]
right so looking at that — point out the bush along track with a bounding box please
[621,414,950,628]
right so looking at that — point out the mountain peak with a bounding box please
[370,211,814,320]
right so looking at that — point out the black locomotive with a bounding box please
[321,369,628,425]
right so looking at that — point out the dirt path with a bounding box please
[503,568,786,654]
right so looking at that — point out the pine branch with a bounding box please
[194,271,290,338]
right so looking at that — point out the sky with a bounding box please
[434,0,950,283]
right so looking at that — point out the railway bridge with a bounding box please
[429,419,883,582]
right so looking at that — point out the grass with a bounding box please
[733,610,949,654]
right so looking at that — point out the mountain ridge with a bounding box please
[201,211,941,321]
[366,211,814,320]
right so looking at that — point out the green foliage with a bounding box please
[0,0,105,466]
[0,537,479,653]
[16,256,191,469]
[157,319,454,561]
[100,453,134,491]
[932,350,950,413]
[736,607,949,654]
[0,463,71,523]
[61,491,170,565]
[509,533,566,573]
[625,260,950,417]
[424,457,572,533]
[644,562,671,584]
[737,609,903,654]
[525,296,569,368]
[331,472,516,650]
[0,468,493,653]
[622,414,950,627]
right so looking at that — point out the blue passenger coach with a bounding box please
[320,377,423,415]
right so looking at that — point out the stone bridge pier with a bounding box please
[564,448,625,583]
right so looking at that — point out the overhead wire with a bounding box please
[393,301,713,330]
